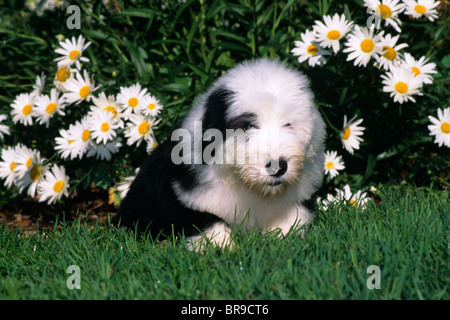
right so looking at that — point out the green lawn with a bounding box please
[0,186,448,300]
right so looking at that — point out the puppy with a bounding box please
[112,59,325,248]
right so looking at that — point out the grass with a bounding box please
[0,185,448,300]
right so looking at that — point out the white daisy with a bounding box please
[54,66,76,92]
[14,145,44,179]
[38,165,70,204]
[291,29,331,67]
[428,108,450,148]
[381,67,423,104]
[401,53,437,85]
[324,150,345,178]
[364,0,405,32]
[0,114,10,139]
[403,0,440,21]
[88,110,120,144]
[90,92,124,128]
[86,138,122,161]
[146,139,158,154]
[374,33,408,71]
[55,116,92,160]
[343,25,384,67]
[116,83,149,117]
[116,168,139,199]
[124,113,159,147]
[341,115,365,154]
[335,184,370,209]
[313,13,354,53]
[0,146,20,188]
[141,94,164,117]
[16,162,48,198]
[10,93,35,126]
[32,72,46,97]
[54,35,91,69]
[62,69,100,105]
[34,88,67,127]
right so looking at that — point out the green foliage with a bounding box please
[0,0,449,207]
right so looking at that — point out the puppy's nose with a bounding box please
[266,158,288,177]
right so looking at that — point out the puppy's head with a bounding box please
[188,59,325,198]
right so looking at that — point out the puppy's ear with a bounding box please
[202,87,234,134]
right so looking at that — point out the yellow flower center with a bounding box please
[30,166,42,181]
[128,97,138,108]
[101,122,110,132]
[138,122,150,135]
[22,104,32,115]
[307,44,318,55]
[82,129,90,142]
[441,122,450,134]
[69,50,80,60]
[79,85,90,98]
[414,4,427,14]
[325,162,334,169]
[68,140,76,145]
[411,67,421,77]
[26,157,33,168]
[10,162,17,172]
[327,30,341,40]
[377,4,392,18]
[53,180,65,193]
[360,39,374,53]
[46,103,57,114]
[104,106,117,118]
[148,103,156,110]
[382,46,397,60]
[342,128,351,140]
[349,200,357,207]
[56,67,71,82]
[395,82,408,94]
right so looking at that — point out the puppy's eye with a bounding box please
[242,123,255,132]
[283,123,292,128]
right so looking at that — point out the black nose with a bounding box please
[266,158,288,177]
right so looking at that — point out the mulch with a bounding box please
[0,188,117,232]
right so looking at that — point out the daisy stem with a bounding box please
[317,103,341,133]
[69,167,95,192]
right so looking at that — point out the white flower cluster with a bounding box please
[0,35,163,204]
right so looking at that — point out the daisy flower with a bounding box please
[0,114,10,139]
[116,168,139,199]
[38,165,70,204]
[124,113,159,147]
[313,13,354,53]
[90,92,124,128]
[54,35,91,69]
[54,66,76,92]
[324,150,345,178]
[116,83,149,117]
[364,0,405,33]
[291,29,331,67]
[343,25,384,67]
[32,72,46,97]
[428,108,450,148]
[375,33,408,71]
[14,145,44,179]
[335,184,370,209]
[401,53,437,85]
[341,115,365,154]
[34,88,67,127]
[86,138,122,161]
[0,146,20,188]
[55,116,92,160]
[146,139,158,154]
[403,0,440,21]
[381,67,423,104]
[62,69,100,105]
[88,110,120,144]
[10,93,35,126]
[16,162,48,198]
[141,95,164,117]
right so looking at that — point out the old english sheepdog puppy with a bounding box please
[113,58,325,247]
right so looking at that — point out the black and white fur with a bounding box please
[113,59,325,248]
